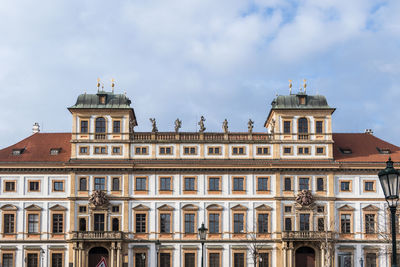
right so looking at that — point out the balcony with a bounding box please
[71,231,124,241]
[95,134,106,140]
[298,134,309,140]
[282,231,335,241]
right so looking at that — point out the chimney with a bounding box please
[32,122,40,134]
[365,129,373,135]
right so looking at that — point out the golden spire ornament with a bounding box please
[97,78,101,91]
[303,79,307,93]
[111,78,115,93]
[289,79,292,94]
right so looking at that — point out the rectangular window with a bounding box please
[256,147,269,155]
[51,253,63,267]
[184,177,196,191]
[317,178,324,191]
[28,214,39,233]
[317,206,325,213]
[160,214,171,233]
[29,181,40,192]
[283,147,292,154]
[183,147,197,155]
[160,177,171,191]
[233,213,244,233]
[113,120,121,133]
[79,178,87,191]
[184,214,195,233]
[27,253,38,267]
[298,147,310,155]
[365,214,375,234]
[340,181,350,191]
[338,253,353,267]
[80,120,88,133]
[112,146,121,155]
[159,147,173,155]
[160,253,171,267]
[209,213,220,233]
[257,214,269,233]
[316,147,324,154]
[53,181,64,192]
[283,121,291,134]
[299,214,310,231]
[233,177,244,191]
[364,181,374,192]
[318,218,325,231]
[284,218,292,231]
[233,253,245,267]
[284,206,292,213]
[209,177,220,191]
[4,181,15,192]
[94,177,105,191]
[52,214,63,233]
[135,253,147,267]
[184,253,195,267]
[94,146,107,154]
[232,147,245,155]
[209,253,220,267]
[135,177,147,191]
[366,253,377,267]
[135,214,147,233]
[315,121,323,134]
[259,253,269,267]
[94,214,105,231]
[299,178,309,190]
[4,214,15,234]
[135,147,148,155]
[208,147,221,155]
[79,146,88,155]
[257,177,269,191]
[284,177,292,191]
[2,253,13,267]
[112,177,120,191]
[78,206,87,213]
[341,214,351,233]
[112,206,120,213]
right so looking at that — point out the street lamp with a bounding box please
[155,239,161,267]
[198,223,208,267]
[378,157,400,267]
[359,257,364,267]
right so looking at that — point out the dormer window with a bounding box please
[298,95,306,105]
[99,95,106,104]
[12,148,24,156]
[377,147,391,154]
[340,148,352,154]
[50,148,61,155]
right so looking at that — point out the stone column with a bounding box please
[288,242,294,267]
[320,244,325,267]
[73,243,78,267]
[116,243,121,267]
[79,242,84,267]
[110,242,116,267]
[283,242,288,267]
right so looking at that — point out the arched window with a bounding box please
[79,218,86,231]
[95,117,106,133]
[79,178,87,191]
[298,118,308,133]
[112,218,119,231]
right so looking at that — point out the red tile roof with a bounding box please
[333,133,400,162]
[0,133,71,163]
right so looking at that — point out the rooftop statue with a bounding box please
[150,118,158,133]
[222,119,229,134]
[174,118,182,133]
[248,119,254,133]
[198,116,206,133]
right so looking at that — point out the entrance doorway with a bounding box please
[88,247,109,267]
[295,246,315,267]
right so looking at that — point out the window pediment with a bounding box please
[49,204,67,211]
[181,204,199,211]
[25,204,42,211]
[231,204,248,211]
[362,204,380,211]
[206,204,223,211]
[157,204,174,211]
[338,204,355,211]
[0,204,18,211]
[255,204,273,211]
[133,204,150,211]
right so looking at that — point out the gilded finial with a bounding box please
[97,78,101,91]
[289,79,292,94]
[303,79,307,93]
[111,78,115,93]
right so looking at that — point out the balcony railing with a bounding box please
[298,134,309,140]
[95,134,106,140]
[72,231,124,241]
[282,231,335,240]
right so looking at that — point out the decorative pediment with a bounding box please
[157,204,174,211]
[49,204,67,211]
[206,204,223,211]
[133,204,150,211]
[255,204,273,211]
[362,204,380,211]
[338,204,355,211]
[231,204,248,211]
[182,204,199,211]
[0,204,18,211]
[25,204,42,211]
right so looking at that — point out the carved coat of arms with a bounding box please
[296,190,314,206]
[89,190,109,207]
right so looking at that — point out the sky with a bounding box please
[0,0,400,148]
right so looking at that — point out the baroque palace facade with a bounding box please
[0,86,399,267]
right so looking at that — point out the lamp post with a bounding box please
[359,257,364,267]
[378,157,400,267]
[155,239,161,267]
[198,223,208,267]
